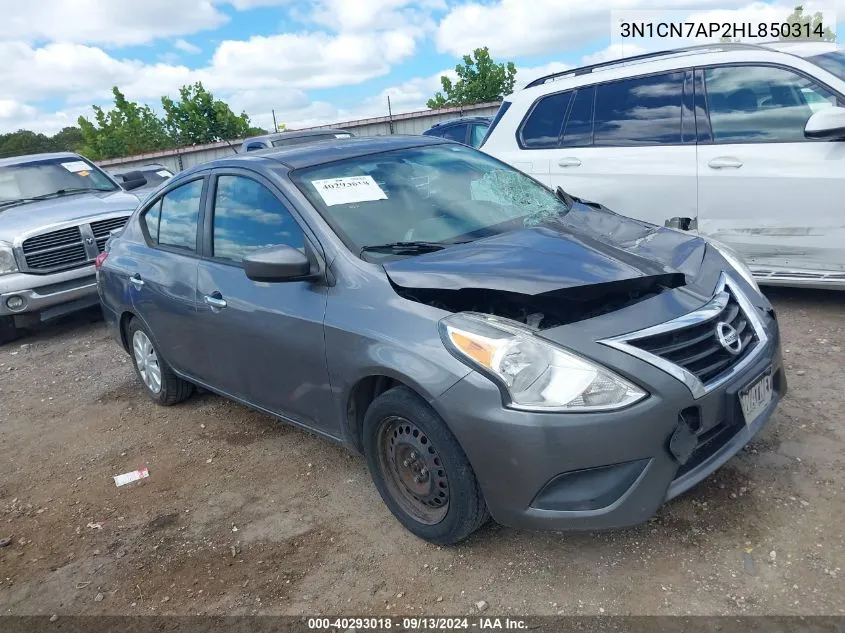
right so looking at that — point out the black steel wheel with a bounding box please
[363,386,489,545]
[377,415,450,525]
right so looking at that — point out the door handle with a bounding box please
[708,157,743,169]
[558,157,582,168]
[203,293,227,309]
[129,274,144,289]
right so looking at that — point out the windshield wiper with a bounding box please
[0,187,113,210]
[50,187,113,197]
[361,240,463,255]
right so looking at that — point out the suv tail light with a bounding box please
[94,251,109,270]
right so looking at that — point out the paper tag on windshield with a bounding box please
[312,176,387,206]
[61,160,90,173]
[156,170,172,178]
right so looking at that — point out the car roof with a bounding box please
[0,151,81,167]
[242,129,354,145]
[179,135,448,177]
[521,41,841,92]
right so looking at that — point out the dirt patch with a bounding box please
[1,289,844,616]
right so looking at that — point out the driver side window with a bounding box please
[211,175,305,264]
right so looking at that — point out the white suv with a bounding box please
[482,42,845,290]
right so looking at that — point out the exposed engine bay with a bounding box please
[393,273,685,330]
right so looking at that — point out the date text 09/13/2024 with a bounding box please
[307,617,529,630]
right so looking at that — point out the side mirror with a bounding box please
[243,245,313,282]
[121,171,148,191]
[805,106,845,140]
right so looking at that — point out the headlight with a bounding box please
[440,313,647,412]
[709,240,759,293]
[0,242,18,276]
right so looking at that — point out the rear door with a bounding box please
[193,170,335,434]
[696,63,845,277]
[546,70,698,225]
[130,177,206,374]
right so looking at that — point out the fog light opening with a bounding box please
[6,295,25,311]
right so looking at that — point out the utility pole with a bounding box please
[272,109,278,132]
[387,96,395,135]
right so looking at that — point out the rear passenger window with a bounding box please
[561,87,594,147]
[704,65,838,143]
[520,91,571,149]
[594,72,685,146]
[155,179,203,252]
[212,175,305,264]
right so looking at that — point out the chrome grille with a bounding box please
[19,215,130,272]
[21,226,87,272]
[600,274,769,399]
[627,288,757,384]
[90,216,129,253]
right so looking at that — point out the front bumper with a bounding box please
[433,311,784,532]
[0,266,99,322]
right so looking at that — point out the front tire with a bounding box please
[363,386,489,545]
[127,318,193,405]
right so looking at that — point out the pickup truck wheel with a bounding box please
[363,386,489,545]
[0,316,22,346]
[127,318,193,406]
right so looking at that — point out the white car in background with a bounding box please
[482,41,845,289]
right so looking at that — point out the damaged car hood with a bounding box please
[384,202,707,295]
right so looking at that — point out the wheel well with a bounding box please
[346,375,401,453]
[118,311,135,353]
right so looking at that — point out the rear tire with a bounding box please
[0,316,22,346]
[127,317,193,405]
[363,386,489,545]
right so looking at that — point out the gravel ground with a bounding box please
[0,287,843,617]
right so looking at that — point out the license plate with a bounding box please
[739,369,773,425]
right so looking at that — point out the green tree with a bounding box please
[0,130,55,157]
[162,82,254,145]
[50,126,84,152]
[77,87,172,160]
[427,47,517,109]
[780,5,835,41]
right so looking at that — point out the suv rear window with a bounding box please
[519,91,572,149]
[593,72,685,146]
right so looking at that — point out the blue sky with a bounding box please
[0,0,842,135]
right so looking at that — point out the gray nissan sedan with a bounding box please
[97,136,785,545]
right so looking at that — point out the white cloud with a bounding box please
[174,39,202,54]
[0,0,227,46]
[308,0,444,36]
[0,101,91,135]
[580,43,648,65]
[207,31,417,91]
[513,61,571,90]
[434,0,785,58]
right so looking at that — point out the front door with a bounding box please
[194,171,335,435]
[696,63,845,277]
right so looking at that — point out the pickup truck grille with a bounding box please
[627,288,758,385]
[90,216,129,253]
[20,216,129,273]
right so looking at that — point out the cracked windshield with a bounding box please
[293,143,568,255]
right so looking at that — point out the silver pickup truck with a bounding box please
[0,152,147,344]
